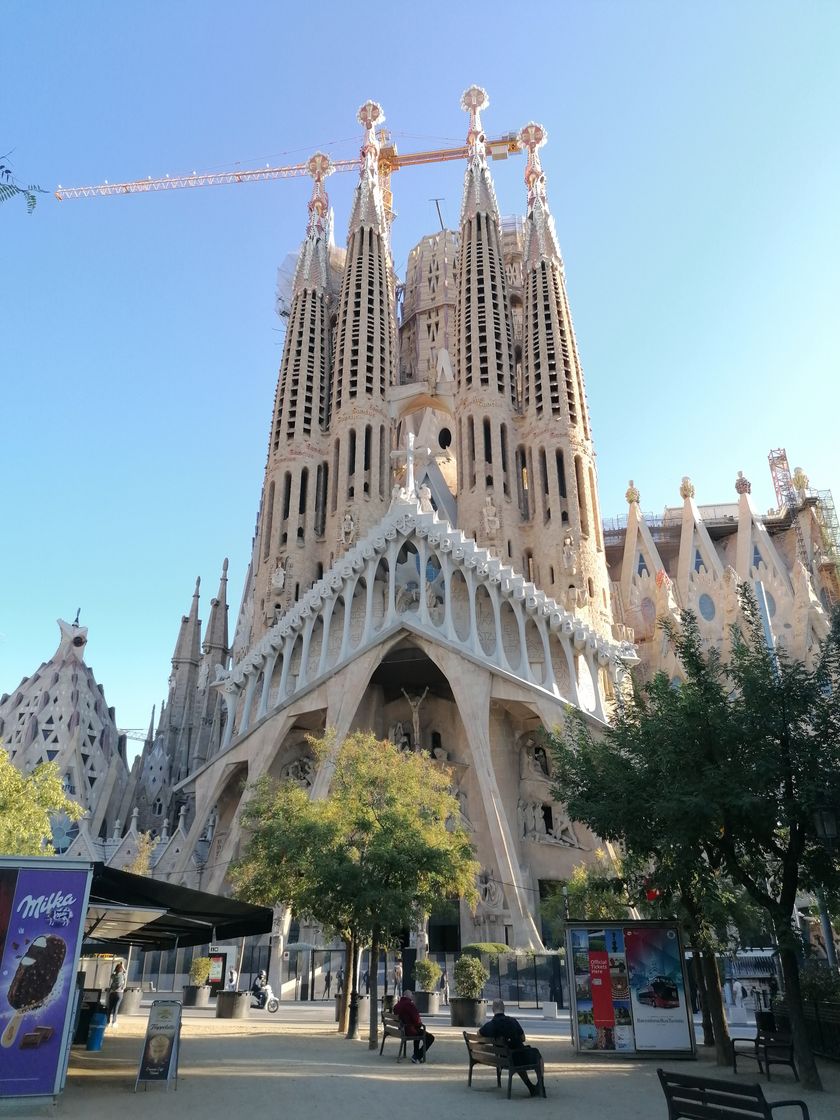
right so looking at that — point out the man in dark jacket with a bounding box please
[393,991,435,1063]
[479,999,544,1096]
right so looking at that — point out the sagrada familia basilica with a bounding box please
[2,89,837,950]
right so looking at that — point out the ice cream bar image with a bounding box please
[2,935,66,1047]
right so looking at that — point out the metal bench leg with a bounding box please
[468,1059,474,1087]
[507,1069,514,1099]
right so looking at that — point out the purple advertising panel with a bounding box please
[0,860,92,1099]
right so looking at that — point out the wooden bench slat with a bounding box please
[657,1068,810,1120]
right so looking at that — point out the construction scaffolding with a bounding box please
[768,447,839,608]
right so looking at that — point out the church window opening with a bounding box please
[282,472,292,520]
[694,548,705,574]
[331,440,340,512]
[262,481,275,562]
[299,468,309,516]
[524,551,535,583]
[752,544,763,570]
[438,427,452,450]
[698,593,716,622]
[363,425,372,496]
[549,565,555,583]
[574,456,589,537]
[516,446,530,520]
[637,553,649,577]
[587,577,594,599]
[315,462,328,537]
[153,797,163,816]
[556,449,567,498]
[467,419,476,489]
[541,804,554,834]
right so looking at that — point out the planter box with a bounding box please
[543,1000,558,1020]
[120,987,143,1016]
[449,997,487,1028]
[215,990,250,1019]
[414,991,440,1015]
[182,984,211,1008]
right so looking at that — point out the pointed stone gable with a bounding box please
[214,495,636,749]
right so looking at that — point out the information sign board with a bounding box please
[566,921,694,1057]
[0,857,92,1101]
[135,1000,182,1091]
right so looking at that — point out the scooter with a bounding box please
[251,983,279,1013]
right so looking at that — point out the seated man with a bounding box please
[251,970,268,1008]
[393,990,435,1064]
[479,999,544,1096]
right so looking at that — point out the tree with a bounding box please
[0,748,84,855]
[548,593,840,1089]
[541,850,632,936]
[124,831,159,876]
[0,155,47,214]
[230,730,478,1045]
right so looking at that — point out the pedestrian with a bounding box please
[393,959,403,996]
[336,967,344,996]
[226,966,238,991]
[393,990,435,1064]
[323,969,332,999]
[108,960,126,1028]
[362,968,370,995]
[439,968,449,1005]
[479,999,544,1096]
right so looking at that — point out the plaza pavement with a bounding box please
[7,1000,840,1119]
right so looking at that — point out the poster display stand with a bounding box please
[0,857,93,1103]
[566,920,695,1058]
[135,1000,182,1091]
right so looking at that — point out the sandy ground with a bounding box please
[4,1002,840,1119]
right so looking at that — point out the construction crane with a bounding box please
[54,130,523,221]
[768,447,840,608]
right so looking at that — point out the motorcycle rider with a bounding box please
[252,970,269,1009]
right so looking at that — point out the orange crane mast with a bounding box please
[55,131,523,213]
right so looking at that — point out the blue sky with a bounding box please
[2,1,838,753]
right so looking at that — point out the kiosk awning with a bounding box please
[83,864,273,949]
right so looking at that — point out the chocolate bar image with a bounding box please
[2,935,66,1048]
[20,1032,43,1049]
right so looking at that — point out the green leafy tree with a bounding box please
[0,156,47,214]
[124,830,159,877]
[231,731,478,1044]
[0,749,84,855]
[548,593,840,1089]
[540,849,631,942]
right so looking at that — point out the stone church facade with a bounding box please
[2,89,837,951]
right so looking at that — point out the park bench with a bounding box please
[463,1031,546,1099]
[657,1068,810,1120]
[732,1011,799,1081]
[379,1012,417,1062]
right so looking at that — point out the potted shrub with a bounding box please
[183,956,212,1008]
[449,954,489,1027]
[413,957,441,1015]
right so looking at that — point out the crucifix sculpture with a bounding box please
[401,686,429,753]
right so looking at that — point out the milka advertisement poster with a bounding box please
[0,862,92,1098]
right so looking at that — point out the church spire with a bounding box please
[347,100,389,238]
[291,153,334,299]
[172,577,201,667]
[459,85,501,224]
[520,122,562,267]
[202,558,229,662]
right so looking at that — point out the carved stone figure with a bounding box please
[562,531,577,575]
[271,556,287,592]
[478,867,503,911]
[401,687,429,753]
[339,510,356,548]
[418,484,434,513]
[482,495,500,538]
[280,755,315,789]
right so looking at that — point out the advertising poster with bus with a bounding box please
[567,922,694,1056]
[0,858,93,1100]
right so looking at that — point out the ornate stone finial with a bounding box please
[460,85,489,153]
[679,476,695,500]
[625,479,640,505]
[792,466,809,492]
[356,101,384,178]
[305,152,333,234]
[222,557,229,575]
[735,471,751,495]
[520,122,548,207]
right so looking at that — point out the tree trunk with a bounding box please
[368,929,381,1050]
[700,949,731,1066]
[346,932,360,1039]
[692,952,714,1049]
[776,933,822,1091]
[338,937,351,1033]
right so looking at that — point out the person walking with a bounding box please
[336,967,344,996]
[226,966,238,991]
[393,991,435,1064]
[323,969,332,999]
[108,960,127,1028]
[479,999,544,1096]
[393,959,403,996]
[439,968,449,1005]
[362,968,370,995]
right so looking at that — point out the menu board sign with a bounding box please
[566,921,694,1056]
[136,1000,182,1090]
[0,858,92,1100]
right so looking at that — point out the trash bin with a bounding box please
[121,987,143,1016]
[86,1010,108,1051]
[215,991,250,1019]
